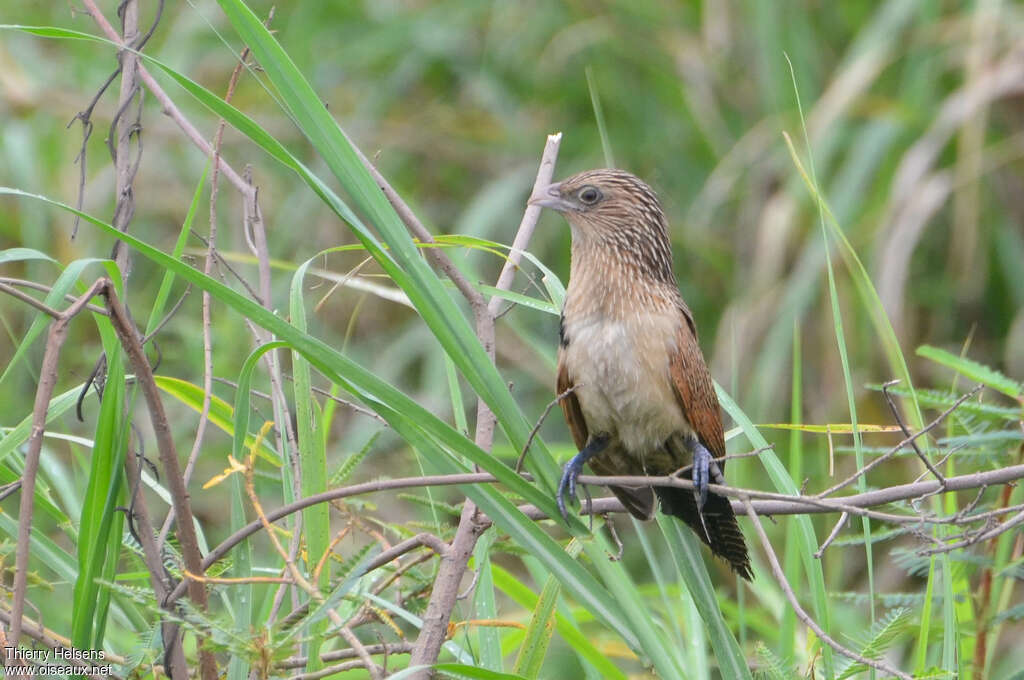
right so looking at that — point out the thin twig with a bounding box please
[159,457,1024,607]
[882,379,946,486]
[81,0,256,201]
[741,496,912,679]
[408,134,563,677]
[919,508,1024,556]
[816,385,981,498]
[515,384,580,472]
[102,280,218,680]
[8,278,105,655]
[814,511,849,559]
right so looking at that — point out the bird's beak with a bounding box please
[528,182,573,212]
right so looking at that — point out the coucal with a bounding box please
[529,168,752,579]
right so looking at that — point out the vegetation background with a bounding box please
[0,0,1022,678]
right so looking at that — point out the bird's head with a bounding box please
[529,168,675,282]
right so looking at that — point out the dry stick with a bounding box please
[487,131,563,317]
[8,278,105,656]
[816,385,981,498]
[162,460,1024,606]
[290,658,379,680]
[122,442,189,680]
[741,496,913,680]
[108,0,140,278]
[589,464,1024,522]
[814,511,849,559]
[81,0,255,202]
[0,280,108,316]
[407,134,562,677]
[278,642,414,671]
[101,281,218,680]
[241,447,382,680]
[882,379,946,486]
[515,384,579,472]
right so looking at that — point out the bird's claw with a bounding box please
[692,441,713,542]
[557,456,583,521]
[693,444,710,514]
[556,435,610,523]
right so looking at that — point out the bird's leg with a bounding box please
[557,434,610,521]
[688,434,714,542]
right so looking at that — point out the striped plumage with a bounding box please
[530,168,752,580]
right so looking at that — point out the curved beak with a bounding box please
[528,182,573,212]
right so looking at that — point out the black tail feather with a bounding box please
[655,485,752,580]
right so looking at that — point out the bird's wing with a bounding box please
[557,355,655,519]
[556,355,588,450]
[668,309,727,468]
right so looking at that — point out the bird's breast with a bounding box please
[561,309,691,453]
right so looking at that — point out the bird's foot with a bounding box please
[692,439,714,542]
[556,435,610,523]
[557,456,584,521]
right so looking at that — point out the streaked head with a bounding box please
[529,168,675,282]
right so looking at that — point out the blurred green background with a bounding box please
[1,0,1023,677]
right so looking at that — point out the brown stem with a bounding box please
[102,281,218,680]
[123,441,189,680]
[81,0,256,200]
[406,135,562,677]
[741,495,912,679]
[8,278,106,656]
[154,456,1024,606]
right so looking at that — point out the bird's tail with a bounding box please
[655,485,752,580]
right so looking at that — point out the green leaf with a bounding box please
[513,539,582,678]
[917,345,1022,400]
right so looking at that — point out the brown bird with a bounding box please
[529,168,752,579]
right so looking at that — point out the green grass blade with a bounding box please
[658,515,751,680]
[291,256,331,673]
[716,384,833,675]
[72,339,127,649]
[491,564,628,680]
[917,345,1023,400]
[513,539,583,678]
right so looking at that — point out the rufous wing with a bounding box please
[664,306,752,579]
[556,356,588,450]
[668,307,727,466]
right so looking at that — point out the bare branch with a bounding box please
[8,278,105,655]
[516,383,580,472]
[408,134,562,676]
[816,385,981,498]
[741,496,912,679]
[101,280,218,680]
[882,379,946,485]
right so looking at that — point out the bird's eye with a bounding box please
[578,186,602,205]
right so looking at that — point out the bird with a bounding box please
[528,168,752,580]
